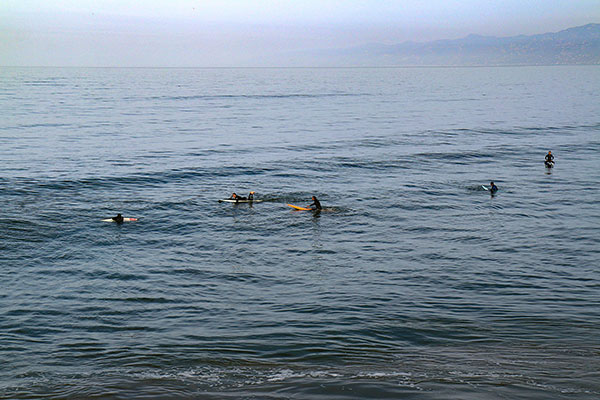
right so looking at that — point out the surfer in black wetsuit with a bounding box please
[309,195,322,210]
[228,192,249,202]
[545,151,554,167]
[247,191,255,201]
[489,182,498,194]
[112,213,124,223]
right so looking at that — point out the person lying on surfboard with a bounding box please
[308,195,322,210]
[489,182,498,194]
[228,192,255,202]
[228,193,246,201]
[112,213,124,223]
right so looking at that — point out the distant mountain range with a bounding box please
[315,23,600,66]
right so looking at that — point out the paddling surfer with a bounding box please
[228,192,254,202]
[229,193,246,201]
[112,213,124,223]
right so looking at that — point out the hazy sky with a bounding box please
[1,0,598,66]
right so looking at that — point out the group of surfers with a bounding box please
[228,192,322,210]
[110,152,554,222]
[224,151,554,204]
[487,151,553,194]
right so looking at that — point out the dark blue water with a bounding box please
[1,66,599,399]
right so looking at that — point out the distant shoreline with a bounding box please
[2,63,599,69]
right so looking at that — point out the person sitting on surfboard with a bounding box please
[308,195,322,210]
[489,182,498,194]
[247,191,255,200]
[112,213,124,223]
[545,151,554,166]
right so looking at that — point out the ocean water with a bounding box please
[1,66,599,399]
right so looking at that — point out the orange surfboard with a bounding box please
[287,204,312,211]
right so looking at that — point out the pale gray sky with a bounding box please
[1,0,598,66]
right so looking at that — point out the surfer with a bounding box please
[545,151,554,167]
[228,193,246,201]
[489,182,498,194]
[308,195,322,210]
[224,192,255,202]
[112,213,124,223]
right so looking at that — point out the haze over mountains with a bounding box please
[309,23,600,66]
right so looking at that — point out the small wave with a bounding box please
[125,93,367,102]
[14,123,73,129]
[22,80,67,87]
[415,150,493,162]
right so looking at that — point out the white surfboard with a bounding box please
[102,218,138,222]
[218,199,263,203]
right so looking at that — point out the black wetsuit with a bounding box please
[247,193,254,201]
[309,198,322,210]
[545,153,554,163]
[112,214,124,223]
[489,184,498,194]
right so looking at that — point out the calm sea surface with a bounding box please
[1,66,599,399]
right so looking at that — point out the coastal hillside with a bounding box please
[318,23,600,66]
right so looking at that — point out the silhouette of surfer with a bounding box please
[545,151,555,167]
[308,195,322,210]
